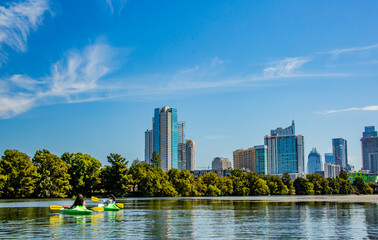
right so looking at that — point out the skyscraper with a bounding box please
[332,138,348,171]
[324,153,334,164]
[233,147,256,171]
[361,126,378,171]
[264,121,305,174]
[145,129,153,164]
[153,106,178,171]
[177,122,186,170]
[186,140,195,171]
[307,148,322,174]
[255,145,269,175]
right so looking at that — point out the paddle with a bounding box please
[91,207,104,211]
[50,205,64,210]
[91,196,124,208]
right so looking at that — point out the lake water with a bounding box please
[0,197,377,239]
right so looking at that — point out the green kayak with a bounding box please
[60,206,92,215]
[98,203,120,211]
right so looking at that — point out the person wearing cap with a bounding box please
[103,194,116,206]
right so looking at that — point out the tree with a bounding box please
[246,172,270,196]
[328,177,340,194]
[0,150,39,198]
[261,175,289,195]
[282,172,294,194]
[230,169,249,196]
[151,151,161,168]
[338,178,354,194]
[100,153,134,196]
[293,177,314,195]
[339,170,349,180]
[217,177,233,196]
[201,172,221,196]
[306,173,331,195]
[167,169,197,196]
[32,149,71,198]
[353,177,373,194]
[62,152,102,196]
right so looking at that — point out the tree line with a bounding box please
[0,149,375,198]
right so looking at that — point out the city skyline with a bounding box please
[0,0,377,170]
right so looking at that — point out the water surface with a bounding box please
[0,197,377,239]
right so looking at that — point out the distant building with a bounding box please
[370,152,378,173]
[332,138,348,171]
[153,106,178,171]
[324,163,340,178]
[255,145,269,175]
[324,153,334,164]
[233,147,256,172]
[264,121,305,174]
[307,148,322,174]
[361,126,378,172]
[185,140,195,171]
[177,122,186,170]
[348,172,378,184]
[144,130,153,165]
[212,157,232,170]
[191,169,233,178]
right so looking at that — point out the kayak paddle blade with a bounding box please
[91,196,100,202]
[116,203,124,208]
[50,205,63,210]
[91,207,104,212]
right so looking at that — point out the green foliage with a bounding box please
[338,178,354,194]
[167,169,197,196]
[100,153,134,196]
[151,151,161,168]
[327,177,340,194]
[246,172,270,196]
[32,149,71,198]
[62,152,102,197]
[0,150,39,198]
[201,172,221,196]
[306,174,331,195]
[339,170,349,180]
[230,169,249,196]
[261,175,289,195]
[353,177,373,194]
[294,177,314,195]
[282,172,294,194]
[217,177,233,196]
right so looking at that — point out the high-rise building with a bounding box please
[145,130,153,164]
[177,122,186,170]
[255,145,269,175]
[233,147,256,171]
[324,153,334,164]
[332,138,348,171]
[324,163,340,178]
[264,121,305,174]
[186,140,195,171]
[212,157,232,170]
[153,106,178,171]
[307,148,322,174]
[370,152,378,173]
[361,126,378,171]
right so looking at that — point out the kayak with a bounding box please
[60,206,92,215]
[98,203,120,211]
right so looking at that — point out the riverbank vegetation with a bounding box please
[0,149,375,198]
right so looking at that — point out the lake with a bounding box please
[0,197,377,239]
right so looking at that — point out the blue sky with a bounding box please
[0,0,377,170]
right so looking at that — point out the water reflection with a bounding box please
[0,199,376,239]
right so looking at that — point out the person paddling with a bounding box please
[102,194,116,206]
[68,194,86,209]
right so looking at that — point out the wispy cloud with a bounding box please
[328,43,378,56]
[320,105,378,114]
[105,0,128,14]
[0,42,119,118]
[0,0,51,65]
[263,57,311,78]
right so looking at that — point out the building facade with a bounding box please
[264,121,305,174]
[153,106,178,171]
[324,163,340,178]
[233,147,256,171]
[185,140,196,171]
[361,126,378,172]
[307,148,322,174]
[177,122,186,170]
[324,153,334,164]
[255,145,269,175]
[212,157,232,170]
[144,130,153,165]
[332,138,348,171]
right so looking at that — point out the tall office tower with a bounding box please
[370,153,378,173]
[307,148,322,174]
[153,106,178,171]
[361,126,378,171]
[145,130,153,164]
[324,153,334,164]
[264,121,305,174]
[177,122,186,170]
[233,147,256,171]
[324,163,340,178]
[332,138,348,171]
[186,140,196,171]
[212,157,232,170]
[255,145,268,175]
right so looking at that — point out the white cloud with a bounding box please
[105,0,128,14]
[0,42,118,118]
[263,57,311,78]
[328,43,378,56]
[321,105,378,114]
[0,0,50,64]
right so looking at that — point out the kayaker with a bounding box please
[103,194,116,206]
[69,194,86,209]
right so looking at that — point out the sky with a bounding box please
[0,0,377,170]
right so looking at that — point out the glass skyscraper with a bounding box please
[153,106,178,171]
[144,129,153,164]
[361,126,378,171]
[177,122,186,170]
[324,153,334,164]
[264,121,305,174]
[307,148,322,174]
[332,138,348,171]
[255,145,268,175]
